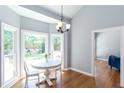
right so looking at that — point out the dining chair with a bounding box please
[24,61,42,88]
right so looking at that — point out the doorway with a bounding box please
[91,26,123,86]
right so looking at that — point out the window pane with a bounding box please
[4,30,16,84]
[53,37,61,51]
[4,31,13,55]
[24,33,48,61]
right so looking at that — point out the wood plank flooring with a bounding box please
[12,60,121,88]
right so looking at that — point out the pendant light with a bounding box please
[56,5,70,33]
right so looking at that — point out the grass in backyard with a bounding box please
[25,53,45,60]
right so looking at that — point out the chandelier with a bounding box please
[56,6,70,33]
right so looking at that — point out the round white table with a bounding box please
[31,59,61,86]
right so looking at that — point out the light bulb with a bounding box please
[56,25,59,30]
[58,21,63,27]
[66,24,71,29]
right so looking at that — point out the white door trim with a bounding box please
[91,26,123,87]
[120,26,124,87]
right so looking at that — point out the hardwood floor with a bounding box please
[12,60,121,88]
[95,60,120,88]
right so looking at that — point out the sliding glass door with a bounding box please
[1,23,19,87]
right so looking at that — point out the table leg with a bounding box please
[44,69,53,86]
[49,69,57,80]
[46,77,53,86]
[36,75,45,87]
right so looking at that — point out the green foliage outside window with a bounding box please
[4,30,13,55]
[54,37,61,51]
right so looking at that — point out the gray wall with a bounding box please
[71,6,124,74]
[96,31,120,60]
[0,6,20,27]
[21,16,49,32]
[0,6,20,87]
[49,24,58,33]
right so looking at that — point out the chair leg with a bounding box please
[55,70,57,79]
[25,79,26,88]
[111,65,112,69]
[25,77,28,88]
[54,70,58,87]
[60,70,62,87]
[38,74,40,88]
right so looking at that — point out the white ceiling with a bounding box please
[40,5,83,19]
[8,5,60,23]
[7,5,83,23]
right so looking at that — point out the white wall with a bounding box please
[71,6,124,74]
[96,30,120,60]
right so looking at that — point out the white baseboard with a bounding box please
[96,58,108,61]
[1,76,22,88]
[63,68,71,71]
[2,79,18,88]
[120,83,124,87]
[69,67,93,77]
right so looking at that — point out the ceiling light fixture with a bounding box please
[56,5,70,33]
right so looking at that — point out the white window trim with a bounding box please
[0,23,19,88]
[21,29,49,77]
[50,33,65,68]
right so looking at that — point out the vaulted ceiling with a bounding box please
[39,5,83,19]
[8,5,83,23]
